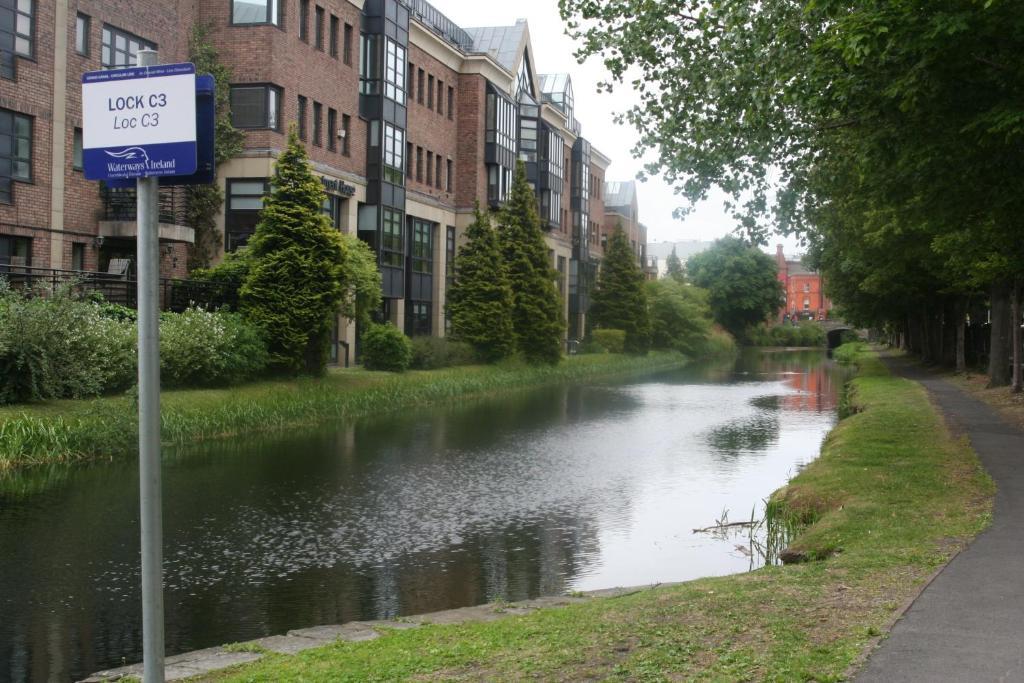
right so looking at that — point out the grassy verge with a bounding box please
[0,352,688,471]
[199,345,993,682]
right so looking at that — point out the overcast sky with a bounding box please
[437,0,801,254]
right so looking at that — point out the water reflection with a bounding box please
[0,350,844,682]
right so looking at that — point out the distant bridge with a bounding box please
[819,320,854,350]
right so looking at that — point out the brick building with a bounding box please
[775,244,832,321]
[0,0,630,359]
[603,179,648,269]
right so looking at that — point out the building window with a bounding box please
[359,33,380,95]
[383,122,404,185]
[298,0,309,42]
[445,224,455,334]
[231,0,279,25]
[384,38,406,104]
[415,146,423,183]
[417,68,424,104]
[381,207,403,267]
[72,242,85,271]
[297,95,307,140]
[437,79,444,115]
[435,155,442,190]
[556,255,567,296]
[407,301,430,337]
[101,25,155,68]
[229,85,280,130]
[0,109,31,186]
[72,127,83,170]
[410,219,433,275]
[75,13,90,56]
[329,14,338,57]
[225,179,270,252]
[322,194,344,230]
[327,108,337,151]
[312,101,322,147]
[486,88,516,153]
[341,114,350,156]
[447,86,454,120]
[343,23,353,65]
[446,158,452,192]
[406,141,413,179]
[0,235,31,268]
[426,151,433,186]
[427,75,434,110]
[6,0,32,57]
[314,6,324,50]
[486,165,512,206]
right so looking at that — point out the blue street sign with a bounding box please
[82,62,197,180]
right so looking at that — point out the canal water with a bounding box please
[0,349,844,682]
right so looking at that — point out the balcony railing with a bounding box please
[406,0,474,52]
[101,186,189,226]
[1,265,239,313]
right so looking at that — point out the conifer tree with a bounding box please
[447,205,515,362]
[496,161,564,364]
[240,130,346,375]
[665,246,686,284]
[590,224,651,353]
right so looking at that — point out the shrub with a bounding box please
[746,322,826,347]
[361,323,412,372]
[409,336,478,370]
[0,282,135,404]
[159,307,269,388]
[593,329,626,354]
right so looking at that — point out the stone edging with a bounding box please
[81,585,665,682]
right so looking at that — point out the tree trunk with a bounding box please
[989,282,1012,388]
[1012,281,1022,394]
[955,298,966,374]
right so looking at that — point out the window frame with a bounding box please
[381,207,404,268]
[329,14,338,58]
[101,24,156,69]
[343,23,353,65]
[383,38,406,104]
[0,108,32,184]
[229,0,280,26]
[298,0,309,42]
[341,114,351,156]
[72,127,83,170]
[75,13,90,56]
[312,100,322,147]
[11,0,33,58]
[297,95,307,140]
[327,107,337,151]
[224,178,271,252]
[228,84,282,131]
[382,122,404,186]
[314,5,324,50]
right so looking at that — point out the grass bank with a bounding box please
[201,345,994,682]
[0,351,688,471]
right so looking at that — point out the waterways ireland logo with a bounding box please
[103,146,177,175]
[105,147,151,172]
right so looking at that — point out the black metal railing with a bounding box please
[407,0,474,51]
[1,265,239,313]
[101,186,189,226]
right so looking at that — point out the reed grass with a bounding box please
[0,352,689,471]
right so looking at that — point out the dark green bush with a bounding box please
[159,307,269,387]
[361,323,413,372]
[409,336,478,370]
[593,329,627,354]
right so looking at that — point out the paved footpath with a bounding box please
[857,356,1024,682]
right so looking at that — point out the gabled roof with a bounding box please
[463,20,528,72]
[604,180,637,210]
[540,73,571,95]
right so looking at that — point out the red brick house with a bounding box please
[775,244,832,322]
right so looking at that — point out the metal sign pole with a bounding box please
[135,47,165,683]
